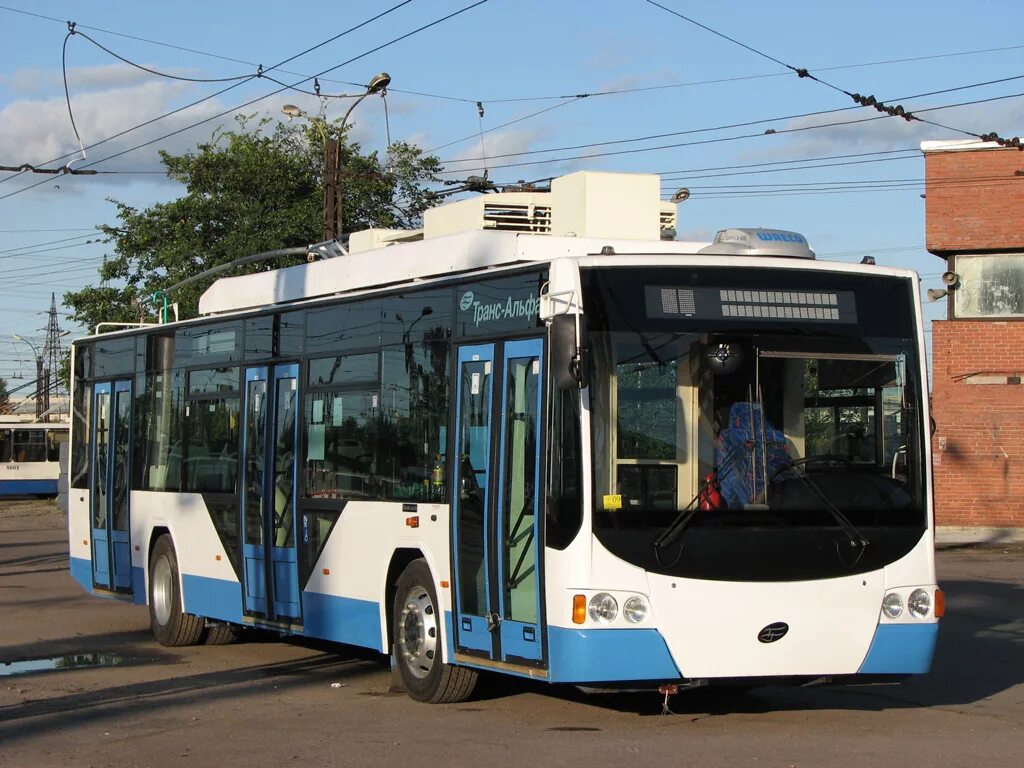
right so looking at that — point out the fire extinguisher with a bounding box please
[698,471,723,511]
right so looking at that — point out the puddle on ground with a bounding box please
[0,653,122,677]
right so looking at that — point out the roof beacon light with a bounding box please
[699,228,815,259]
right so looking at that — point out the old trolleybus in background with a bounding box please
[68,171,942,702]
[0,418,68,497]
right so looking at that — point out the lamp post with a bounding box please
[12,334,43,420]
[281,72,391,243]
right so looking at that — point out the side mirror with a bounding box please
[550,314,587,390]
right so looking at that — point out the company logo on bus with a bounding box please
[757,622,789,643]
[460,291,475,311]
[755,231,806,244]
[460,290,541,328]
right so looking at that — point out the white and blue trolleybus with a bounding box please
[68,172,942,702]
[1,418,67,497]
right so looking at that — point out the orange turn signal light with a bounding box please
[934,588,945,618]
[405,516,420,528]
[572,594,587,624]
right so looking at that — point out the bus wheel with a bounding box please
[204,624,241,645]
[393,559,477,703]
[149,535,204,647]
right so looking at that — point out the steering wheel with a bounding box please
[770,455,853,483]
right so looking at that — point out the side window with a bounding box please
[304,353,380,500]
[71,383,92,488]
[46,430,66,462]
[546,389,583,549]
[13,429,46,462]
[183,367,240,494]
[0,429,11,463]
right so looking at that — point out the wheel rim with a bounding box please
[152,555,173,627]
[398,585,438,680]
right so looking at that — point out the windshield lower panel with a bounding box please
[583,266,927,582]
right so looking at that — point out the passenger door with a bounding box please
[90,379,133,592]
[240,364,301,621]
[452,339,545,665]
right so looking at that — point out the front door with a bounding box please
[241,364,301,621]
[452,339,545,665]
[90,379,132,592]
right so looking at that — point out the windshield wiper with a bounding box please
[792,472,870,549]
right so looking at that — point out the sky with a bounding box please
[1,0,1022,391]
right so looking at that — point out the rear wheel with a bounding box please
[149,535,204,647]
[204,624,241,645]
[393,559,477,703]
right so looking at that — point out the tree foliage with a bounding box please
[65,115,442,330]
[0,376,9,415]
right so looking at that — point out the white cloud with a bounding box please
[0,79,235,185]
[1,63,201,94]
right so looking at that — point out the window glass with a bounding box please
[245,316,274,359]
[304,390,378,499]
[0,429,11,463]
[454,271,546,338]
[137,369,185,491]
[71,382,91,488]
[173,323,242,367]
[380,288,454,347]
[377,332,451,501]
[46,430,66,462]
[13,429,46,462]
[280,310,305,356]
[93,337,135,378]
[183,396,240,493]
[546,390,583,550]
[306,300,380,356]
[953,253,1024,318]
[189,367,240,397]
[309,353,378,389]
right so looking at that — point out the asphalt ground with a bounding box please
[1,499,1022,768]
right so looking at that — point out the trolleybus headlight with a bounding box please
[881,592,904,619]
[623,596,648,624]
[908,588,931,618]
[588,593,618,624]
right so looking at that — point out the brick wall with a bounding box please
[931,320,1024,527]
[924,146,1024,255]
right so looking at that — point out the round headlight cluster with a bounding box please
[881,592,904,619]
[908,588,931,618]
[588,593,618,624]
[623,596,648,624]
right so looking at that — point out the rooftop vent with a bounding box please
[699,228,815,259]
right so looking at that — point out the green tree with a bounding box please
[0,377,9,415]
[65,115,442,330]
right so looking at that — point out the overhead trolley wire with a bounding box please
[643,0,1023,149]
[0,0,422,190]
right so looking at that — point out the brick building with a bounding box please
[922,140,1024,534]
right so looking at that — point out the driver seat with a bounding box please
[716,402,791,508]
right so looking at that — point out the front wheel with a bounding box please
[149,535,204,647]
[393,559,477,703]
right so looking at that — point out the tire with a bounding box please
[393,559,477,703]
[204,624,241,645]
[149,535,204,647]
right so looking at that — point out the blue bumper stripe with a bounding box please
[548,627,680,683]
[301,593,383,652]
[0,479,57,495]
[182,574,244,624]
[858,623,938,674]
[70,556,93,592]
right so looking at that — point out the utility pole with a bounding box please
[323,138,341,241]
[42,293,66,422]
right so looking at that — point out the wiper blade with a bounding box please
[653,505,699,555]
[793,473,870,549]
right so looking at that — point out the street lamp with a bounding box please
[12,334,44,420]
[282,73,391,242]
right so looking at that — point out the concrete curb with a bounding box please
[936,526,1024,547]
